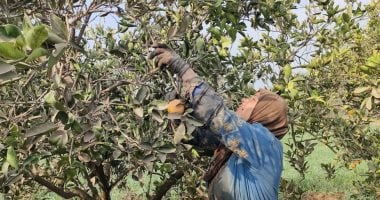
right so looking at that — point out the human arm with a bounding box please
[150,45,280,167]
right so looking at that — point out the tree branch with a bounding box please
[101,80,133,94]
[94,163,111,200]
[151,170,184,200]
[110,168,132,189]
[26,171,93,200]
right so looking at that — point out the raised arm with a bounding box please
[150,45,281,168]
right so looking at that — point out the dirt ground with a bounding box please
[302,192,345,200]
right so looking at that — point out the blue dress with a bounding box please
[189,82,283,200]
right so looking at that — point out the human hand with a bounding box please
[149,44,190,77]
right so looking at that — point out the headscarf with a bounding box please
[235,89,288,139]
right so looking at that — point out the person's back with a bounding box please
[209,123,282,200]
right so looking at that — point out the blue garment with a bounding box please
[190,82,283,200]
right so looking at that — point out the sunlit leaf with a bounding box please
[6,146,18,169]
[44,91,57,105]
[353,86,371,95]
[25,25,48,50]
[50,14,68,39]
[152,110,164,123]
[284,64,292,82]
[0,42,25,60]
[133,107,144,118]
[26,47,48,62]
[174,122,186,144]
[371,88,380,98]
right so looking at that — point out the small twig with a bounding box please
[101,80,133,94]
[147,171,153,198]
[10,90,48,122]
[0,76,22,86]
[166,70,179,94]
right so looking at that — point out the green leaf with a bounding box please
[191,149,200,158]
[25,47,48,62]
[47,32,66,44]
[22,14,33,33]
[6,146,18,169]
[48,43,67,68]
[0,24,22,41]
[185,116,204,127]
[25,122,58,138]
[157,146,176,154]
[365,53,380,68]
[134,86,149,104]
[0,42,25,60]
[152,100,168,110]
[174,122,186,144]
[215,0,222,7]
[151,110,163,123]
[25,25,48,49]
[0,61,15,75]
[44,91,57,105]
[221,36,232,49]
[342,13,350,23]
[284,64,292,82]
[2,162,9,174]
[50,14,68,39]
[49,130,68,146]
[195,37,205,52]
[208,27,221,40]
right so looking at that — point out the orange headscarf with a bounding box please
[235,89,289,139]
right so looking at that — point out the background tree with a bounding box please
[0,0,379,199]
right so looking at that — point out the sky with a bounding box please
[87,0,372,89]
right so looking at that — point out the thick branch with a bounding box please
[27,172,93,200]
[110,168,132,189]
[94,164,111,200]
[151,170,185,200]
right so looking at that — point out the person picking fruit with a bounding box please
[150,44,288,200]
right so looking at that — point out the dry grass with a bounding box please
[302,192,345,200]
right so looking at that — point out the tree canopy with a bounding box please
[0,0,379,199]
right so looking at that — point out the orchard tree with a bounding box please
[0,0,379,200]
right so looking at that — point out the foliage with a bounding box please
[0,0,379,199]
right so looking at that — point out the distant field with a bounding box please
[281,134,367,199]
